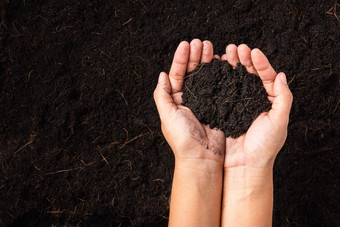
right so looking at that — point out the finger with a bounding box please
[237,44,257,74]
[268,72,293,126]
[154,72,177,121]
[169,41,190,93]
[221,54,227,61]
[225,44,239,68]
[187,39,202,72]
[201,40,213,63]
[213,54,221,60]
[251,48,277,96]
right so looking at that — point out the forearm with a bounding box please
[221,166,274,227]
[169,159,223,227]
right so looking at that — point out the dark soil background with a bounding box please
[0,0,339,226]
[182,60,271,138]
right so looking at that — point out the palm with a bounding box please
[224,113,286,168]
[164,101,225,163]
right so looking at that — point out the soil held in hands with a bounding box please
[182,59,271,138]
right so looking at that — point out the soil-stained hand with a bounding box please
[221,44,293,169]
[154,40,225,165]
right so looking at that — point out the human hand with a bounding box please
[155,40,226,227]
[221,44,293,170]
[220,44,293,227]
[153,39,225,167]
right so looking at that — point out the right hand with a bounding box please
[221,44,293,170]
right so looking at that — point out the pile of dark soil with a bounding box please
[0,0,339,226]
[182,59,271,138]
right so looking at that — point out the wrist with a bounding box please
[170,156,223,227]
[174,158,223,191]
[223,165,273,192]
[172,144,225,168]
[173,160,223,199]
[221,165,274,227]
[175,157,223,174]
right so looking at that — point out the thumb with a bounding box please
[268,72,293,126]
[153,72,177,121]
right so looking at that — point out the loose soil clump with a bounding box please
[182,59,271,138]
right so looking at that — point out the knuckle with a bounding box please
[171,72,182,80]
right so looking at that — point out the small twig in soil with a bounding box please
[131,176,140,180]
[326,2,340,22]
[333,100,339,113]
[142,123,154,139]
[47,210,66,214]
[102,141,119,151]
[45,168,80,175]
[300,35,308,43]
[91,32,104,36]
[27,69,34,81]
[123,128,129,141]
[32,161,41,171]
[120,133,144,149]
[122,18,133,26]
[121,160,132,170]
[15,140,33,154]
[152,179,164,182]
[91,136,101,144]
[96,67,105,76]
[7,211,14,218]
[116,89,129,105]
[251,0,264,8]
[138,0,149,12]
[184,84,197,98]
[288,74,296,85]
[224,97,252,103]
[240,98,252,112]
[99,150,110,167]
[80,160,96,167]
[159,214,168,219]
[185,62,205,78]
[227,79,236,87]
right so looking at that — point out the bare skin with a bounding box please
[154,40,224,227]
[221,44,293,227]
[153,40,293,227]
[155,40,225,164]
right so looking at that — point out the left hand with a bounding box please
[154,39,225,166]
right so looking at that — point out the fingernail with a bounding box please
[158,72,165,83]
[280,73,287,85]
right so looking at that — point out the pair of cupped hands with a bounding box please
[154,39,293,170]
